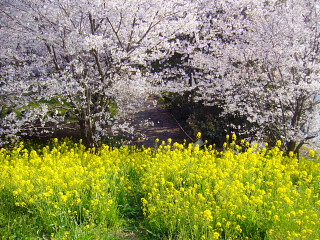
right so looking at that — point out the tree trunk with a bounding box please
[286,140,296,153]
[79,115,97,148]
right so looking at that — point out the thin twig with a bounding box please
[170,113,194,142]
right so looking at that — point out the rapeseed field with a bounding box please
[0,136,319,239]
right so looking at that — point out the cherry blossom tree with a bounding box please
[0,0,198,147]
[2,0,319,152]
[191,0,320,153]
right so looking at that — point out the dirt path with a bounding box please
[29,97,192,148]
[130,97,192,147]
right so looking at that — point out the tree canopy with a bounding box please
[1,0,320,151]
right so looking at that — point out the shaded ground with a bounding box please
[18,97,192,148]
[130,97,193,147]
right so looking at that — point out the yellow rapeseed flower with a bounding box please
[203,209,213,221]
[213,232,220,239]
[196,132,202,139]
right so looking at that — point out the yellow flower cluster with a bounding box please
[0,138,319,239]
[139,140,320,239]
[0,140,128,238]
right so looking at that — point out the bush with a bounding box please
[162,91,257,148]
